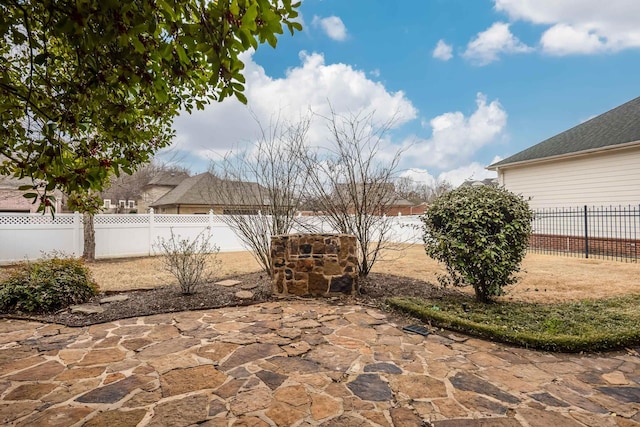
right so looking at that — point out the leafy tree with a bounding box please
[0,0,302,211]
[66,191,104,261]
[67,160,188,261]
[421,185,533,303]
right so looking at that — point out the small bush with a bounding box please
[0,254,99,313]
[155,228,220,294]
[421,185,533,302]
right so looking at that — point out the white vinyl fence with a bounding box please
[0,211,423,265]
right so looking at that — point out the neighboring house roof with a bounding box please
[0,175,31,189]
[389,196,414,207]
[459,178,498,188]
[0,175,62,192]
[146,171,190,187]
[488,96,640,169]
[334,183,413,206]
[0,175,64,213]
[150,172,269,207]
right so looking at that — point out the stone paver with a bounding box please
[214,279,242,287]
[1,301,639,426]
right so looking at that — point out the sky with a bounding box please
[167,0,640,187]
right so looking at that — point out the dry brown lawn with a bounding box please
[2,245,637,304]
[81,244,639,303]
[86,251,262,292]
[372,245,639,303]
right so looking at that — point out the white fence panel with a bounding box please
[0,211,424,265]
[206,223,247,253]
[0,213,82,263]
[95,214,153,259]
[150,214,246,254]
[292,215,423,244]
[390,216,423,244]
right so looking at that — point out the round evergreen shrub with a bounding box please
[0,254,99,313]
[421,185,533,303]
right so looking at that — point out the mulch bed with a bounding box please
[2,273,464,327]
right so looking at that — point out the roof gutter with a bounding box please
[487,139,640,171]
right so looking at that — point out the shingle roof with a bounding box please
[489,96,640,169]
[333,183,414,206]
[0,175,31,189]
[459,178,498,188]
[146,171,189,187]
[150,172,268,207]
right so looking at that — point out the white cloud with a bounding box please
[433,39,453,61]
[490,155,504,165]
[463,22,532,65]
[172,50,417,163]
[400,169,437,187]
[494,0,640,54]
[540,24,608,55]
[312,15,348,41]
[399,93,507,170]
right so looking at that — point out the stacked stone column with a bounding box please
[271,234,358,297]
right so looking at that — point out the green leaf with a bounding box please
[234,91,248,104]
[176,44,189,64]
[266,33,277,48]
[131,37,145,53]
[34,53,48,65]
[156,0,177,20]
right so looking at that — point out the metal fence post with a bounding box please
[584,205,589,259]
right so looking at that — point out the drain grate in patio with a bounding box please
[402,324,430,336]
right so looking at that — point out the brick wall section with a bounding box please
[530,234,639,259]
[271,233,358,297]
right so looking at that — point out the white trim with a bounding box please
[488,139,640,171]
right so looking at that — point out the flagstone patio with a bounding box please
[0,301,639,426]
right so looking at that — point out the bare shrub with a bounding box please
[154,228,220,294]
[207,113,311,275]
[300,107,406,279]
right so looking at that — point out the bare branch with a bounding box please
[206,113,313,275]
[299,107,406,280]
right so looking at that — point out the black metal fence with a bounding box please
[529,205,639,262]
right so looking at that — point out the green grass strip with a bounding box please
[387,294,640,353]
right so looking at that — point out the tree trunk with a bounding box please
[83,213,96,262]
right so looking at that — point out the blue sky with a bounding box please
[170,0,640,186]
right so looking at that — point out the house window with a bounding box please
[103,199,111,209]
[119,200,126,209]
[127,200,135,209]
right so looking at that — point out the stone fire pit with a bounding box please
[271,233,358,297]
